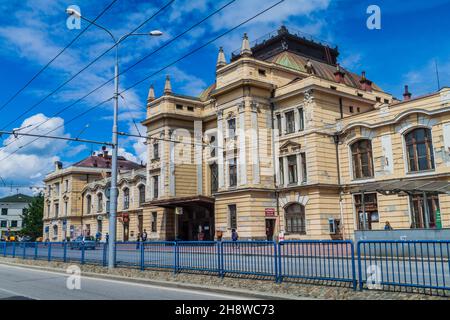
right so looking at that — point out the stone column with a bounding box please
[250,102,260,185]
[194,120,203,194]
[159,130,166,197]
[217,110,225,189]
[169,129,175,197]
[238,103,247,186]
[283,156,289,187]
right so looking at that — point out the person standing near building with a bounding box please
[384,221,393,231]
[105,232,109,244]
[142,229,148,242]
[231,229,239,248]
[136,232,141,249]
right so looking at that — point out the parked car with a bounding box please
[69,236,96,250]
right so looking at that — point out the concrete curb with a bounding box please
[0,260,306,300]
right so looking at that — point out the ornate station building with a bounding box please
[44,26,450,242]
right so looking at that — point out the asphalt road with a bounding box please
[0,264,253,300]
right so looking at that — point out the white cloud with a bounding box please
[0,113,69,186]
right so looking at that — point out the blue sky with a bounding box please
[0,0,449,196]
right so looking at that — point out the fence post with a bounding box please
[174,242,178,275]
[350,241,357,290]
[102,243,107,267]
[81,244,85,265]
[12,241,16,258]
[220,242,225,278]
[48,242,52,262]
[277,242,283,284]
[63,241,67,263]
[140,242,145,271]
[34,242,38,260]
[273,241,278,283]
[217,242,222,277]
[357,241,363,291]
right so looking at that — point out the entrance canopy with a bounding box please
[348,178,450,196]
[147,195,214,210]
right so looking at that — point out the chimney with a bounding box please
[334,64,345,83]
[403,85,412,101]
[216,47,227,69]
[359,71,373,92]
[240,33,252,57]
[54,161,63,171]
[164,75,172,95]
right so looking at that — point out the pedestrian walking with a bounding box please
[105,233,109,244]
[142,229,148,242]
[231,229,239,248]
[384,221,393,231]
[136,233,141,249]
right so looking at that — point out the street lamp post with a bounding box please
[66,8,162,269]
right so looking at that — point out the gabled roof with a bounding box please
[0,193,33,203]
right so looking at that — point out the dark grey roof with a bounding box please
[349,179,450,195]
[0,193,33,203]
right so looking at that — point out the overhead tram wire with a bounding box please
[0,0,285,163]
[0,0,175,133]
[0,0,119,114]
[1,0,237,151]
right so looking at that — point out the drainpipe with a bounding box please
[270,89,280,239]
[334,134,346,239]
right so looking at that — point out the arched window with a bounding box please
[138,185,145,206]
[285,203,306,234]
[97,193,103,212]
[123,188,130,209]
[351,139,374,179]
[86,195,92,214]
[405,128,435,172]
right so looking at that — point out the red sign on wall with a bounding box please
[265,208,275,217]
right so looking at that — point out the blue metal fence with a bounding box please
[1,240,449,296]
[278,240,356,288]
[357,240,450,296]
[221,241,277,279]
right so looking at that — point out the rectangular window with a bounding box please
[298,108,305,131]
[153,143,159,160]
[65,180,69,192]
[187,106,194,112]
[300,152,307,183]
[349,106,354,113]
[65,202,68,216]
[10,220,18,228]
[151,212,157,232]
[276,114,282,136]
[287,155,298,184]
[1,208,7,215]
[54,183,60,196]
[176,104,183,110]
[228,158,237,187]
[227,118,236,139]
[278,157,284,186]
[210,163,218,193]
[55,203,59,218]
[153,176,159,199]
[410,193,440,229]
[285,111,295,134]
[0,221,6,228]
[228,204,237,229]
[47,205,50,218]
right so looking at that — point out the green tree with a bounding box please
[20,193,44,240]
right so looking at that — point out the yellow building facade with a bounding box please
[44,26,450,242]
